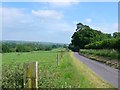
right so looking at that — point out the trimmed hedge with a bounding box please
[85,38,120,50]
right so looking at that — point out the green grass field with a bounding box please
[2,50,114,88]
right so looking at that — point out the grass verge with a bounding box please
[70,51,114,88]
[79,49,119,69]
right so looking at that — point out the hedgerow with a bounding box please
[85,38,120,50]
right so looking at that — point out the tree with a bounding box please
[69,23,111,51]
[16,44,25,52]
[2,44,10,53]
[113,32,120,38]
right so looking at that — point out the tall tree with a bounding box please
[113,32,120,38]
[69,23,111,51]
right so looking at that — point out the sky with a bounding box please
[1,2,118,44]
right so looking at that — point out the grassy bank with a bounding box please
[70,52,113,88]
[2,50,114,88]
[79,49,119,69]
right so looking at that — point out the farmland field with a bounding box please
[2,49,113,88]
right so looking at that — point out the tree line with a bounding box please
[85,38,120,50]
[1,41,67,53]
[68,23,120,51]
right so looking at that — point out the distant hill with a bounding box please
[1,40,68,53]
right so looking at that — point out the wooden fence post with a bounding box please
[61,50,64,59]
[24,61,38,89]
[57,53,59,65]
[61,50,63,59]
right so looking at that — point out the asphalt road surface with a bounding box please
[74,52,119,88]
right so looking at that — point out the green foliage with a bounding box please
[68,43,79,52]
[1,41,66,53]
[2,64,24,88]
[0,42,2,53]
[85,38,120,50]
[113,32,120,38]
[2,43,10,53]
[16,44,32,52]
[114,38,120,50]
[79,49,119,60]
[69,23,111,51]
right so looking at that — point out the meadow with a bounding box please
[2,49,113,88]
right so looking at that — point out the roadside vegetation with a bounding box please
[85,38,120,50]
[68,23,120,69]
[68,23,120,52]
[80,49,118,60]
[79,49,119,69]
[2,49,113,88]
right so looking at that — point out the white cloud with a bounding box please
[84,18,92,23]
[1,7,29,26]
[89,22,118,34]
[2,7,74,43]
[82,19,117,34]
[32,10,63,19]
[47,0,79,7]
[73,21,79,25]
[2,7,24,20]
[50,22,74,32]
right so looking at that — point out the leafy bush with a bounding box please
[79,49,119,59]
[85,38,119,50]
[114,38,120,50]
[2,64,24,88]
